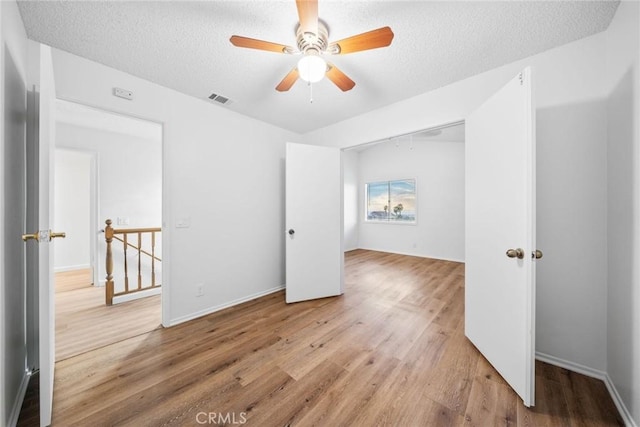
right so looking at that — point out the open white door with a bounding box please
[25,42,58,427]
[465,68,537,406]
[285,142,343,303]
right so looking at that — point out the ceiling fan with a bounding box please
[230,0,394,92]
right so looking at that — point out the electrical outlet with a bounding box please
[196,284,204,297]
[113,87,133,100]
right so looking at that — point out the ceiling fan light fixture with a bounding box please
[297,54,326,83]
[230,2,394,93]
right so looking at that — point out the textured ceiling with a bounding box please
[18,1,619,134]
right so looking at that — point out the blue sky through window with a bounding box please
[366,179,416,222]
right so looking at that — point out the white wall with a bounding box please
[56,124,162,230]
[54,149,91,271]
[304,33,609,372]
[0,1,28,424]
[606,1,640,424]
[56,122,162,290]
[357,137,465,262]
[343,150,359,251]
[52,49,300,325]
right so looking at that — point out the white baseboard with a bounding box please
[8,371,30,427]
[536,352,637,427]
[535,351,607,380]
[167,285,285,327]
[54,264,91,273]
[112,286,162,305]
[603,373,638,427]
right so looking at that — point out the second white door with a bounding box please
[465,68,537,406]
[285,142,343,303]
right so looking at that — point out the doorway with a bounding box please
[53,100,163,360]
[342,121,466,262]
[54,149,93,287]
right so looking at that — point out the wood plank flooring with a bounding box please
[55,268,161,361]
[22,250,622,426]
[55,268,94,292]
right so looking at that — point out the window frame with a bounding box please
[364,178,418,225]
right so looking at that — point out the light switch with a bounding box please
[176,218,191,228]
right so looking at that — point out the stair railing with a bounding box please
[104,219,161,306]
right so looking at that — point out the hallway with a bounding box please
[55,269,161,361]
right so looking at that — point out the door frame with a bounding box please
[341,120,466,153]
[54,97,170,325]
[89,151,99,287]
[52,148,98,284]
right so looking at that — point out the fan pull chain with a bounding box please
[309,81,314,104]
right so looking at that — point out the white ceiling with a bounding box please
[17,1,619,134]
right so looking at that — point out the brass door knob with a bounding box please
[22,232,40,242]
[21,230,66,242]
[532,249,543,259]
[506,248,525,259]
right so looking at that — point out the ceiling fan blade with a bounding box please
[296,0,318,36]
[326,63,355,92]
[230,35,293,54]
[276,67,300,92]
[329,26,394,55]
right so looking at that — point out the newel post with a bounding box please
[105,219,114,306]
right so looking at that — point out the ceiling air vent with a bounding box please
[208,92,231,105]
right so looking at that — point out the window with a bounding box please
[366,179,416,223]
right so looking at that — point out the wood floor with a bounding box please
[22,250,622,426]
[55,268,162,361]
[55,268,94,292]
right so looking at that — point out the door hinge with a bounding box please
[518,73,524,85]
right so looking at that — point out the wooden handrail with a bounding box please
[104,219,162,306]
[113,227,162,234]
